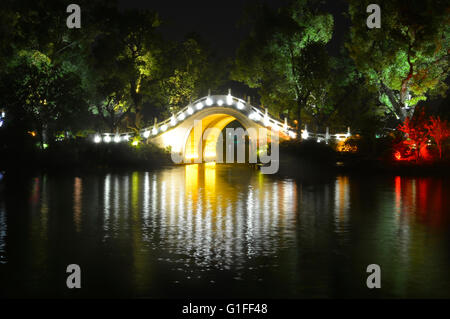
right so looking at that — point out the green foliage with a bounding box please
[0,138,171,171]
[232,0,334,128]
[347,0,450,121]
[158,36,225,114]
[0,49,88,145]
[88,7,163,132]
[0,0,227,145]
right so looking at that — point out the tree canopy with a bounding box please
[232,0,334,129]
[346,0,450,121]
[0,0,448,149]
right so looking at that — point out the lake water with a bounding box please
[0,164,449,298]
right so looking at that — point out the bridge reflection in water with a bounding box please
[1,168,449,298]
[101,164,298,269]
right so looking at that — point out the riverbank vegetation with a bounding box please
[0,0,448,173]
[280,113,450,176]
[0,134,172,173]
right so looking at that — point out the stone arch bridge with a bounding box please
[92,93,350,163]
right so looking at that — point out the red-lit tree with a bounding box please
[425,116,450,159]
[397,110,429,161]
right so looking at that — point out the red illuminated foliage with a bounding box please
[397,110,429,161]
[425,116,450,159]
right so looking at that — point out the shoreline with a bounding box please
[2,140,449,179]
[2,156,449,178]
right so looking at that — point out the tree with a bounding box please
[0,50,87,146]
[325,50,385,134]
[89,7,163,133]
[0,0,104,139]
[397,110,429,160]
[426,116,450,159]
[292,42,335,129]
[232,0,334,130]
[89,73,132,132]
[347,0,450,122]
[158,35,226,115]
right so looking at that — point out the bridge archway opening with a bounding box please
[184,113,256,163]
[220,120,252,163]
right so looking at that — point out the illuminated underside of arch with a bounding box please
[185,113,244,162]
[151,103,291,164]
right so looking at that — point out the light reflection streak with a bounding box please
[151,174,158,235]
[395,176,401,214]
[103,174,111,233]
[0,202,7,264]
[114,176,120,220]
[282,181,295,233]
[246,187,255,256]
[334,176,350,233]
[40,176,48,238]
[27,176,49,269]
[73,177,82,232]
[160,180,166,239]
[123,175,129,228]
[5,169,448,298]
[392,176,410,268]
[169,173,176,231]
[131,172,139,222]
[143,172,150,220]
[97,166,298,269]
[272,182,279,230]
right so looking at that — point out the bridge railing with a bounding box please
[91,94,298,143]
[301,126,351,143]
[90,93,351,144]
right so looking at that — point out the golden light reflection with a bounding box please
[131,172,139,221]
[143,172,150,220]
[10,170,449,298]
[99,166,298,269]
[185,164,198,197]
[73,177,82,232]
[205,163,216,196]
[334,176,350,231]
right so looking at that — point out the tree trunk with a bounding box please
[37,123,45,149]
[380,82,407,122]
[438,142,442,159]
[296,99,302,133]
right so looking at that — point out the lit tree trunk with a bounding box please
[296,99,302,132]
[129,78,143,132]
[380,82,408,122]
[295,90,310,133]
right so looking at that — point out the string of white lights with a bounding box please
[92,94,351,144]
[92,94,299,143]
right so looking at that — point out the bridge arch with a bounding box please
[91,94,298,162]
[152,106,265,162]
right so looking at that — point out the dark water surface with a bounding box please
[0,165,449,298]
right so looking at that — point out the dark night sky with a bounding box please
[118,0,350,57]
